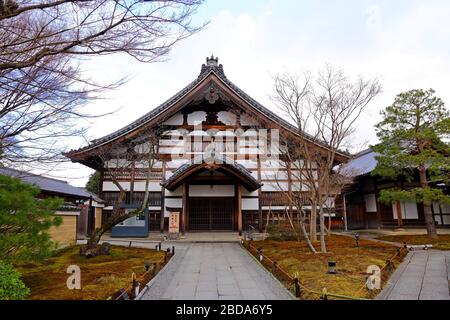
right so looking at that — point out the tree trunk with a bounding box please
[419,166,437,239]
[298,217,317,253]
[310,202,317,242]
[319,208,327,253]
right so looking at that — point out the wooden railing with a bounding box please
[260,192,311,206]
[103,170,162,181]
[102,192,162,207]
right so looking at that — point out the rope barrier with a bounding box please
[243,240,405,300]
[110,252,171,300]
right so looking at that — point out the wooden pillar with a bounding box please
[236,183,242,236]
[130,161,135,205]
[257,156,263,232]
[160,160,166,233]
[182,182,188,235]
[374,178,382,230]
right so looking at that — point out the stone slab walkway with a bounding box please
[139,243,294,300]
[377,250,450,300]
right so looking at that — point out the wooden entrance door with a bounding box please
[188,198,234,231]
[347,202,366,230]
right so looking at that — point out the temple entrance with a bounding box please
[188,197,234,231]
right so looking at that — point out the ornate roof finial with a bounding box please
[199,55,225,78]
[206,55,218,67]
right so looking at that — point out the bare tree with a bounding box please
[0,0,205,167]
[84,127,163,254]
[271,65,381,253]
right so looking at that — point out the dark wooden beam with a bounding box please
[257,156,263,232]
[160,160,166,233]
[236,183,242,236]
[181,182,188,234]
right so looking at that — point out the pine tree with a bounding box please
[372,89,450,239]
[85,171,101,195]
[0,174,63,263]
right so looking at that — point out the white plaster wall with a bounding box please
[292,182,309,192]
[242,189,259,197]
[262,182,288,191]
[218,111,236,125]
[188,111,206,124]
[261,171,289,180]
[242,198,259,210]
[189,185,235,197]
[364,194,377,213]
[159,147,186,155]
[166,186,182,197]
[261,159,284,170]
[134,160,163,169]
[164,199,182,217]
[103,181,131,191]
[133,181,162,192]
[166,159,190,169]
[392,201,419,220]
[159,139,185,146]
[163,113,184,125]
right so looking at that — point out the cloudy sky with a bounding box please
[56,0,450,187]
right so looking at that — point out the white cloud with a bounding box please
[55,2,450,186]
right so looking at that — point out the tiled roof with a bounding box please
[0,167,92,199]
[162,155,262,191]
[343,149,379,176]
[67,57,348,158]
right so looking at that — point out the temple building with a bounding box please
[66,56,347,237]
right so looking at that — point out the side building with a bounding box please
[0,167,104,245]
[343,149,450,230]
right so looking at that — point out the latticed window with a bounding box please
[102,191,162,206]
[260,192,310,206]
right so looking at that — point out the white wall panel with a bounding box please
[189,185,234,197]
[242,189,259,197]
[103,181,131,191]
[392,201,419,220]
[242,198,259,210]
[133,182,162,192]
[218,111,236,125]
[163,113,184,125]
[164,199,182,217]
[166,186,182,197]
[188,111,206,124]
[364,194,377,213]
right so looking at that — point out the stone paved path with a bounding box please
[140,243,294,300]
[377,250,450,300]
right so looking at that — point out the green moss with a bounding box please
[16,245,165,300]
[250,235,402,300]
